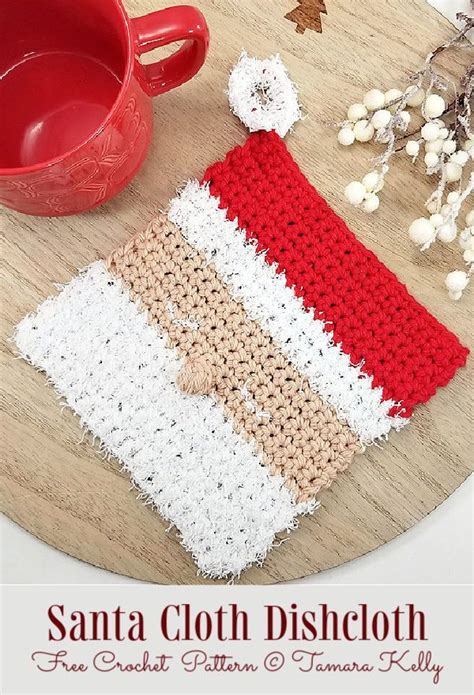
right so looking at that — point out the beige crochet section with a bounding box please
[107,215,361,502]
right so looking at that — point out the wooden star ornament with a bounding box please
[285,0,327,34]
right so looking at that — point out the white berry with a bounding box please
[409,218,435,246]
[347,103,368,121]
[338,127,355,146]
[466,210,474,227]
[445,270,469,292]
[363,89,385,111]
[448,290,463,301]
[405,140,419,157]
[406,86,425,107]
[426,200,439,214]
[445,161,462,183]
[459,229,474,250]
[353,119,375,142]
[462,139,474,152]
[464,249,474,264]
[421,122,440,142]
[424,93,446,119]
[438,128,449,140]
[442,140,457,155]
[437,223,457,243]
[344,181,366,206]
[371,109,392,130]
[429,213,443,228]
[425,140,443,154]
[424,152,439,169]
[399,110,411,127]
[451,150,469,166]
[384,88,403,105]
[445,191,459,205]
[362,171,380,191]
[363,193,380,213]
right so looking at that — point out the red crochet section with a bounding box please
[203,130,468,417]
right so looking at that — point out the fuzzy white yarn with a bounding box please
[228,51,301,137]
[169,182,408,443]
[14,262,315,578]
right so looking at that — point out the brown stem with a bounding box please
[427,13,474,62]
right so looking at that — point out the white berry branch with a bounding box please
[336,12,474,300]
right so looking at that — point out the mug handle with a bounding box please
[132,5,209,97]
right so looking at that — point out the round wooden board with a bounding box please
[1,0,472,584]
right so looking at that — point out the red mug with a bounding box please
[0,0,209,216]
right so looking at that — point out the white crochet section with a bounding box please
[228,51,301,137]
[14,262,314,579]
[169,182,409,443]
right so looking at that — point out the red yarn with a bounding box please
[203,130,468,417]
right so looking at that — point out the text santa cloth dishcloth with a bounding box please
[15,53,468,579]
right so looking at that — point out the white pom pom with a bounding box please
[466,210,474,227]
[344,181,366,206]
[406,86,425,107]
[442,140,457,155]
[362,171,380,191]
[421,122,440,142]
[445,161,462,183]
[424,93,446,119]
[448,290,463,301]
[347,103,368,121]
[405,140,419,157]
[362,193,380,213]
[437,223,457,243]
[409,218,435,246]
[445,270,469,292]
[371,109,391,130]
[338,127,355,146]
[353,119,375,142]
[228,52,301,137]
[438,128,449,140]
[363,89,385,111]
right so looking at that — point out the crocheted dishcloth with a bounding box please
[13,54,468,578]
[107,215,361,502]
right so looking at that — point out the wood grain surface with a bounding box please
[1,0,472,584]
